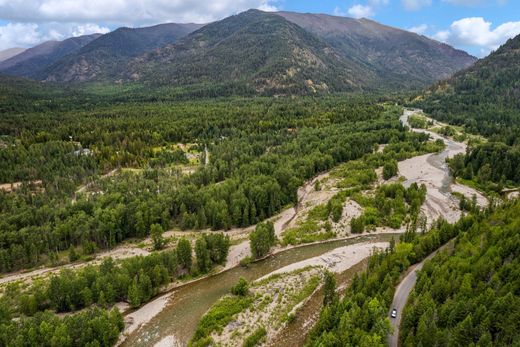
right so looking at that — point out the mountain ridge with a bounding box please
[0,34,102,78]
[41,22,204,82]
[276,11,476,88]
[0,48,26,63]
[2,10,477,95]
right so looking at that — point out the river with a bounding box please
[121,234,399,347]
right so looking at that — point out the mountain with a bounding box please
[25,10,476,94]
[0,34,102,78]
[42,23,203,82]
[276,12,476,88]
[123,10,374,94]
[0,48,26,63]
[416,34,520,144]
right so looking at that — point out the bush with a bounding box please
[350,216,365,233]
[383,160,398,180]
[231,277,249,296]
[243,327,267,347]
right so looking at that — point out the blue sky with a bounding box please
[0,0,519,57]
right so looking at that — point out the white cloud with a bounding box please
[401,0,432,11]
[0,23,43,49]
[408,24,428,34]
[432,30,451,42]
[0,0,277,50]
[432,17,520,56]
[347,4,375,18]
[0,0,279,25]
[72,24,110,37]
[339,0,388,19]
[0,22,111,50]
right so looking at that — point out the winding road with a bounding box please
[388,241,453,347]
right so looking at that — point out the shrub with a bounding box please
[243,327,267,347]
[231,277,249,296]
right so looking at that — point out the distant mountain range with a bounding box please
[0,35,101,78]
[0,9,477,94]
[42,23,203,82]
[0,48,26,63]
[277,12,475,88]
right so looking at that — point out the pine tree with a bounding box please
[177,238,192,269]
[128,277,141,308]
[323,271,338,306]
[151,223,165,250]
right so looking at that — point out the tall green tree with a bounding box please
[177,238,192,270]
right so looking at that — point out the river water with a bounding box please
[122,234,399,347]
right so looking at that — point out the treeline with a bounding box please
[0,98,405,273]
[306,206,483,346]
[1,233,229,317]
[0,307,123,347]
[401,200,520,346]
[448,142,520,190]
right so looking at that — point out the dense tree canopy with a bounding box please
[401,200,520,346]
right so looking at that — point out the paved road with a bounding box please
[388,243,451,347]
[388,261,424,347]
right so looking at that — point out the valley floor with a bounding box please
[118,108,488,346]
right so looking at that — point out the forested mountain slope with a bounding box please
[417,34,520,145]
[19,10,476,94]
[42,22,203,82]
[415,34,520,191]
[276,12,476,89]
[0,34,101,79]
[307,201,520,346]
[125,10,374,95]
[401,201,520,346]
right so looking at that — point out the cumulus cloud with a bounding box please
[408,24,429,34]
[401,0,432,11]
[72,24,110,37]
[347,5,375,18]
[0,0,278,25]
[0,23,43,49]
[432,17,520,56]
[0,22,110,50]
[0,0,276,50]
[339,0,389,19]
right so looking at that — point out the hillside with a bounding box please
[125,10,374,94]
[25,10,476,94]
[41,23,203,82]
[401,201,520,346]
[417,34,520,144]
[276,12,476,89]
[0,48,26,63]
[0,34,101,78]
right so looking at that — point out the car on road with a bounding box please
[391,309,397,318]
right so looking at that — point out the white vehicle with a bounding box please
[391,309,397,318]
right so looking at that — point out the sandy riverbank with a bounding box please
[257,241,388,281]
[399,109,487,226]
